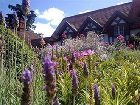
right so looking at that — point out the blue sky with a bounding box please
[0,0,131,37]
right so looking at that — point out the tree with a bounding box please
[8,4,37,31]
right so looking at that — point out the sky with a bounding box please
[0,0,132,37]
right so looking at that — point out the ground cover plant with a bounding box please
[0,26,140,105]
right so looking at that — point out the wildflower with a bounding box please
[128,44,134,49]
[86,49,94,56]
[22,0,30,16]
[83,63,89,77]
[100,54,108,60]
[21,69,32,84]
[71,70,78,95]
[112,85,116,100]
[93,84,100,105]
[44,56,57,102]
[21,68,32,105]
[117,35,124,41]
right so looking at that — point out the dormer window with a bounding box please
[114,25,125,36]
[111,17,126,38]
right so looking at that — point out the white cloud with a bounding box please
[36,8,65,26]
[35,9,40,15]
[78,10,92,14]
[34,8,65,37]
[34,22,55,37]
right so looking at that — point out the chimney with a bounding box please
[130,0,140,17]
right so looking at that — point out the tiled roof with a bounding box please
[52,2,132,37]
[64,2,132,28]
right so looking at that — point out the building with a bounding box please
[53,0,140,42]
[31,0,140,48]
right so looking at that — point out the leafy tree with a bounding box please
[8,4,37,31]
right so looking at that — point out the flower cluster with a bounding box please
[93,84,100,105]
[117,35,124,42]
[71,70,78,95]
[21,68,32,105]
[21,68,32,84]
[112,85,116,100]
[43,31,106,57]
[43,56,57,101]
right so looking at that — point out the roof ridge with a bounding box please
[64,2,132,19]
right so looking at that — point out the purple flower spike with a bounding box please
[44,56,57,100]
[44,57,56,81]
[83,63,89,77]
[72,70,78,95]
[71,53,76,63]
[93,84,100,105]
[112,85,116,100]
[21,69,32,84]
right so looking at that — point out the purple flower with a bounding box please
[83,63,89,77]
[72,70,78,95]
[117,35,124,41]
[43,56,57,99]
[93,84,100,105]
[112,85,116,99]
[44,56,56,82]
[21,69,32,84]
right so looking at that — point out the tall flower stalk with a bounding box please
[71,70,78,105]
[83,63,89,78]
[43,56,58,105]
[93,84,100,105]
[21,69,32,105]
[112,85,116,100]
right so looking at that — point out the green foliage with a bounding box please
[52,49,140,105]
[0,25,140,105]
[0,25,44,105]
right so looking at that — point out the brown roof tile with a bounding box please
[64,2,132,28]
[52,2,132,37]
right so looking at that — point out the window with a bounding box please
[102,34,109,42]
[109,37,113,43]
[114,25,125,37]
[111,17,126,38]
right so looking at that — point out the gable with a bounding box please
[79,16,102,34]
[111,17,126,25]
[57,21,77,38]
[104,11,131,30]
